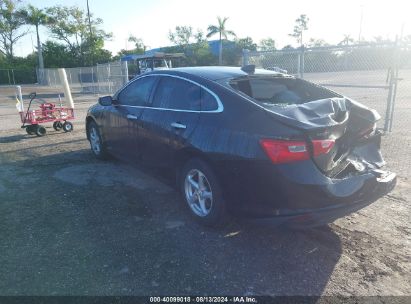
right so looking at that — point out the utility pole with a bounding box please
[358,5,364,43]
[86,0,94,65]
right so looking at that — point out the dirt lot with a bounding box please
[0,85,410,296]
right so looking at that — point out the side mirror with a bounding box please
[98,95,113,106]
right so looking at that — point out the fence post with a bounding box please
[37,68,44,85]
[123,61,129,84]
[300,45,305,78]
[383,39,400,132]
[242,49,250,66]
[298,45,305,78]
[107,64,111,93]
[53,70,57,87]
[384,70,394,132]
[11,69,15,84]
[388,39,401,132]
[91,66,95,94]
[97,64,101,94]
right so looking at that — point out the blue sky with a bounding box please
[14,0,410,57]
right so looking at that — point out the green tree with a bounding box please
[222,37,256,66]
[189,31,215,66]
[236,37,257,51]
[207,16,236,65]
[168,26,200,51]
[128,35,146,53]
[282,45,295,50]
[0,0,27,60]
[18,5,49,82]
[289,14,309,47]
[339,34,354,46]
[373,36,392,44]
[41,40,76,67]
[46,5,112,66]
[307,38,329,48]
[259,38,276,51]
[168,25,215,66]
[116,36,146,60]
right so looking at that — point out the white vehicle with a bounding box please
[123,52,185,78]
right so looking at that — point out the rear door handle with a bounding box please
[171,122,186,129]
[127,114,138,120]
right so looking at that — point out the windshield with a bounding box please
[229,76,340,105]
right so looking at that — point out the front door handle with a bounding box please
[127,114,138,120]
[171,122,186,130]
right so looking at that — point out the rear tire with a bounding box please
[35,125,46,137]
[62,121,73,132]
[26,125,36,135]
[180,158,227,227]
[53,121,63,131]
[87,121,109,160]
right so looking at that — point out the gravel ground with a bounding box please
[0,85,410,296]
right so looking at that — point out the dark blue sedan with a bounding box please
[86,66,396,226]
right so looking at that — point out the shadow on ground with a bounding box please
[0,146,342,296]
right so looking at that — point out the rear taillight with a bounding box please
[312,139,335,156]
[260,140,309,164]
[260,139,335,164]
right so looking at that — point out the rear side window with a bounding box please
[151,77,201,111]
[201,89,219,111]
[118,76,157,106]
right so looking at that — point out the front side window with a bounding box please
[117,76,157,106]
[151,77,201,111]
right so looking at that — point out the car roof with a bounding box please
[151,66,285,81]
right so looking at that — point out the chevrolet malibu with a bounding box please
[86,66,396,226]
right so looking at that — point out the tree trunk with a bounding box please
[219,32,222,65]
[8,33,14,61]
[9,44,13,61]
[36,25,45,84]
[300,31,303,48]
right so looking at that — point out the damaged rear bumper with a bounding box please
[254,169,397,227]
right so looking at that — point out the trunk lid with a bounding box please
[262,97,382,176]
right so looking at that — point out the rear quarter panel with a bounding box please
[187,78,305,207]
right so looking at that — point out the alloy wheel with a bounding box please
[184,169,213,217]
[89,126,101,154]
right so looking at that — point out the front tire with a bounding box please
[180,158,227,227]
[87,121,108,160]
[35,125,46,136]
[62,121,73,132]
[26,125,36,135]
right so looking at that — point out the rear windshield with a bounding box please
[229,76,340,105]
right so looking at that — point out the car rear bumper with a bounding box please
[243,170,397,227]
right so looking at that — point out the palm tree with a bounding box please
[19,5,48,83]
[207,16,235,65]
[339,34,354,46]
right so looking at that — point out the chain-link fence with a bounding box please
[0,68,37,85]
[41,61,129,95]
[244,43,411,132]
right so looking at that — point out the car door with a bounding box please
[139,75,202,167]
[106,76,157,161]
